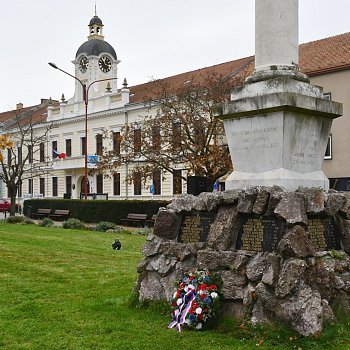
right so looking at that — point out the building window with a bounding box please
[113,132,121,155]
[18,147,22,164]
[96,134,103,155]
[18,181,22,198]
[172,123,181,150]
[134,172,141,195]
[134,129,141,154]
[28,145,33,164]
[96,174,103,193]
[40,143,45,163]
[152,127,161,150]
[28,179,33,195]
[66,176,72,195]
[52,141,57,159]
[52,177,58,197]
[113,173,121,196]
[153,170,161,195]
[81,137,86,156]
[66,139,72,157]
[173,170,182,195]
[40,178,45,196]
[7,148,11,165]
[323,92,332,101]
[325,134,332,160]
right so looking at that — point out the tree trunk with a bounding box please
[9,187,17,217]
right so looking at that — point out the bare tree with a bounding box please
[98,71,239,192]
[0,112,54,216]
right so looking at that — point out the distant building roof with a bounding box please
[130,32,350,103]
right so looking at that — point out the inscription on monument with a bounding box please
[236,215,341,252]
[307,216,341,251]
[231,127,280,152]
[236,215,286,252]
[178,211,217,244]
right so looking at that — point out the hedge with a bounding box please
[23,199,170,224]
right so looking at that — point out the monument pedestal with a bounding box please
[221,78,342,191]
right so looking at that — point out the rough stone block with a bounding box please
[142,235,164,257]
[196,191,223,211]
[277,225,315,258]
[221,270,247,300]
[166,194,198,213]
[153,210,181,240]
[275,258,306,298]
[197,249,236,270]
[274,192,307,224]
[325,193,347,216]
[207,206,240,250]
[222,300,245,318]
[253,189,270,215]
[246,252,269,282]
[237,189,257,214]
[302,189,326,214]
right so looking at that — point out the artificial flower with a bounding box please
[168,269,222,331]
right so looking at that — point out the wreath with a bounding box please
[168,269,222,332]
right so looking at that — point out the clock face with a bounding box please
[98,55,112,73]
[79,56,89,73]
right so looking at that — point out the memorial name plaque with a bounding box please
[236,214,341,252]
[307,216,341,251]
[178,211,217,244]
[236,215,286,252]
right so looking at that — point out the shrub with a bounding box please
[41,218,54,227]
[62,218,85,230]
[95,221,116,232]
[6,215,25,224]
[23,218,35,225]
[133,227,153,236]
[106,226,130,234]
[23,199,169,224]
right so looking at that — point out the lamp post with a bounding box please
[48,62,117,199]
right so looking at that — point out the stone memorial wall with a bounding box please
[136,187,350,336]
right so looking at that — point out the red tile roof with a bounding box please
[130,32,350,103]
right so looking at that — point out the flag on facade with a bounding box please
[53,149,66,159]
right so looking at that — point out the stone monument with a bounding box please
[136,0,350,337]
[220,0,342,190]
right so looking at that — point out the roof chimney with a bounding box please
[16,102,23,110]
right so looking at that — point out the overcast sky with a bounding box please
[1,0,350,111]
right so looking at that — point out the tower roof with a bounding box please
[89,15,103,26]
[76,39,117,60]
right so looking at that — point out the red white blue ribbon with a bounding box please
[168,289,195,333]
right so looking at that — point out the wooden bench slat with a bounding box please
[32,208,52,218]
[49,209,70,221]
[121,213,148,227]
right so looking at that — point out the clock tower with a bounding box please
[73,12,120,102]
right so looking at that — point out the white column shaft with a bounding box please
[255,0,298,71]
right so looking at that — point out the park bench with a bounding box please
[32,208,52,219]
[121,213,148,227]
[145,214,158,226]
[49,209,70,221]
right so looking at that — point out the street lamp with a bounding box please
[48,62,117,199]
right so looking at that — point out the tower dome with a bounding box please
[89,15,103,26]
[75,40,117,60]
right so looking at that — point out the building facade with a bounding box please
[1,16,350,200]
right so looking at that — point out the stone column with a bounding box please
[255,0,298,71]
[220,0,342,191]
[248,0,308,83]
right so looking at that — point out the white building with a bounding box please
[1,14,350,200]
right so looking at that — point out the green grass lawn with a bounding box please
[1,222,350,350]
